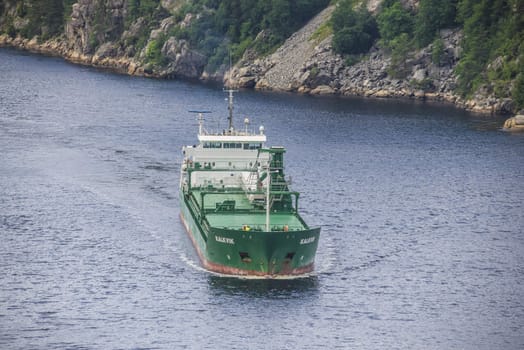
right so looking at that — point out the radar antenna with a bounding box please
[188,110,211,136]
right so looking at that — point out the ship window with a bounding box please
[244,143,261,150]
[225,143,242,149]
[204,142,222,148]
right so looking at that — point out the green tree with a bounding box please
[415,0,457,48]
[388,33,412,78]
[63,0,76,23]
[145,34,167,66]
[267,0,291,40]
[455,0,523,98]
[331,1,378,55]
[175,0,329,68]
[513,67,524,110]
[376,1,414,45]
[22,0,65,39]
[431,37,445,66]
[127,0,159,21]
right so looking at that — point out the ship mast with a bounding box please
[188,110,211,135]
[226,51,235,132]
[266,164,271,232]
[198,112,204,135]
[225,88,236,132]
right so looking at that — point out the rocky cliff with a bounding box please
[227,4,515,114]
[0,0,207,78]
[0,0,520,115]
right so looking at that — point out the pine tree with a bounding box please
[415,0,457,48]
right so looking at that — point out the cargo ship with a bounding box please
[179,91,320,276]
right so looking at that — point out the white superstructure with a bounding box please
[180,91,270,191]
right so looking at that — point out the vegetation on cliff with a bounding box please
[167,0,330,70]
[331,0,523,109]
[1,0,74,40]
[455,0,523,104]
[0,0,331,73]
[0,0,522,112]
[331,2,377,57]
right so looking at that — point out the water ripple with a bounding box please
[1,48,523,350]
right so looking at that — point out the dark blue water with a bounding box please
[1,48,523,349]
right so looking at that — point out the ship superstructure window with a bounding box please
[224,143,242,149]
[203,142,222,148]
[243,143,262,150]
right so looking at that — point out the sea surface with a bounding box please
[1,48,523,349]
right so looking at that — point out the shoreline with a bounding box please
[0,35,511,117]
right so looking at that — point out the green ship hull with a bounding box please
[180,190,320,276]
[179,94,320,276]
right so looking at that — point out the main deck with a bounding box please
[189,189,307,231]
